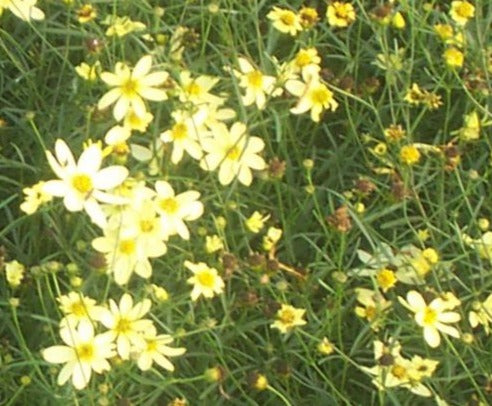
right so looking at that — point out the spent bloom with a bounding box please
[185,261,225,301]
[267,7,302,36]
[200,122,266,186]
[399,291,461,348]
[42,321,115,390]
[0,0,44,21]
[326,2,356,28]
[100,293,153,360]
[271,304,307,333]
[42,139,128,228]
[98,55,168,121]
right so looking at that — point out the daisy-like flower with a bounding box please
[200,122,266,186]
[443,47,464,68]
[185,261,225,301]
[449,1,474,26]
[98,55,168,121]
[326,2,356,28]
[42,321,115,390]
[290,48,321,76]
[123,108,154,132]
[20,181,53,214]
[354,288,391,331]
[42,139,128,228]
[177,71,223,106]
[58,292,106,329]
[398,291,461,348]
[134,330,186,371]
[75,61,101,81]
[469,294,492,335]
[0,0,44,21]
[154,181,204,240]
[271,304,307,333]
[229,57,282,110]
[267,7,303,36]
[245,211,270,233]
[286,68,338,122]
[160,109,210,164]
[100,293,154,359]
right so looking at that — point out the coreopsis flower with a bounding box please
[177,71,223,106]
[75,61,101,81]
[354,288,391,331]
[100,293,153,359]
[398,291,461,348]
[245,211,270,233]
[267,7,302,36]
[104,16,146,37]
[449,1,474,26]
[391,12,406,29]
[185,261,225,301]
[123,108,154,132]
[317,337,335,355]
[0,0,44,21]
[286,68,338,122]
[98,55,169,121]
[363,339,438,397]
[469,294,492,335]
[200,122,266,186]
[434,24,464,47]
[444,47,464,68]
[205,235,224,253]
[459,111,480,141]
[271,304,307,333]
[375,267,398,292]
[42,321,115,390]
[263,226,282,251]
[160,109,210,164]
[134,331,186,371]
[5,260,25,288]
[404,83,426,105]
[326,2,356,28]
[154,181,204,240]
[76,4,96,23]
[229,57,282,110]
[58,292,106,329]
[20,181,53,214]
[384,124,406,142]
[290,48,321,76]
[42,139,128,228]
[149,283,169,302]
[399,145,421,165]
[299,6,319,28]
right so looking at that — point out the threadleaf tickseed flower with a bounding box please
[271,304,307,333]
[185,261,225,301]
[267,7,302,36]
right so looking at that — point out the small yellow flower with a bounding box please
[404,83,426,105]
[391,12,405,29]
[318,337,335,355]
[20,181,53,215]
[326,2,356,28]
[422,248,439,264]
[460,111,480,141]
[150,284,169,302]
[205,235,224,253]
[75,61,101,81]
[271,304,307,333]
[376,268,397,292]
[104,16,146,37]
[5,260,25,288]
[384,124,406,142]
[245,211,270,233]
[443,47,464,68]
[449,1,475,26]
[434,24,454,41]
[267,7,303,36]
[185,261,225,301]
[399,145,421,165]
[76,4,97,24]
[299,7,319,28]
[263,226,282,251]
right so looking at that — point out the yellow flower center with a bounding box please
[247,71,263,89]
[140,220,154,233]
[376,269,397,290]
[159,197,178,214]
[310,87,331,105]
[113,142,129,155]
[422,307,438,325]
[280,11,296,26]
[456,3,473,18]
[119,239,136,255]
[122,78,139,97]
[72,173,93,194]
[115,317,132,334]
[391,364,407,379]
[146,339,158,352]
[76,343,94,361]
[70,301,87,317]
[365,305,376,321]
[295,51,312,67]
[172,123,188,140]
[278,308,295,325]
[226,145,242,161]
[197,270,215,288]
[185,82,202,96]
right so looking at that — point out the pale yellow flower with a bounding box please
[177,70,223,106]
[443,47,464,68]
[200,122,266,186]
[58,292,106,329]
[205,235,224,253]
[104,16,146,37]
[469,294,492,335]
[20,181,53,214]
[42,321,115,390]
[267,7,302,36]
[100,293,153,360]
[271,304,307,333]
[449,1,474,26]
[326,2,356,28]
[134,331,186,371]
[42,139,128,228]
[399,290,461,348]
[75,61,101,81]
[185,261,225,301]
[460,111,480,141]
[123,108,154,132]
[0,0,44,21]
[245,211,270,233]
[5,260,25,288]
[98,55,168,121]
